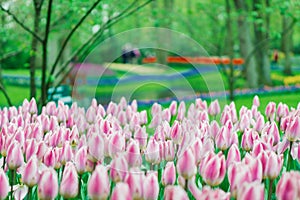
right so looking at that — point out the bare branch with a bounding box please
[0,5,43,43]
[0,83,12,106]
[49,0,102,77]
[48,0,154,91]
[0,49,23,62]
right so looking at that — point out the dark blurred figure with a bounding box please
[273,49,279,64]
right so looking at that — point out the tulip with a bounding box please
[59,162,78,199]
[276,171,300,200]
[14,185,28,200]
[169,101,177,116]
[108,132,125,158]
[226,144,241,168]
[164,186,188,200]
[228,162,251,198]
[237,181,264,200]
[28,98,38,115]
[209,120,220,139]
[162,162,176,186]
[75,147,87,175]
[285,116,300,142]
[277,102,289,120]
[199,152,226,186]
[241,129,259,151]
[145,137,160,165]
[253,95,260,107]
[190,185,230,200]
[143,173,159,200]
[25,139,37,162]
[258,151,283,179]
[254,114,265,133]
[38,168,58,200]
[22,156,39,187]
[7,141,23,170]
[164,140,175,161]
[0,168,9,200]
[208,99,220,116]
[43,148,57,168]
[61,141,73,165]
[126,140,142,168]
[242,154,263,182]
[133,126,148,150]
[87,133,104,162]
[88,165,110,200]
[265,102,276,121]
[177,101,186,121]
[176,148,196,180]
[215,126,231,150]
[170,121,182,144]
[125,170,144,199]
[111,182,132,200]
[151,103,162,116]
[110,155,128,182]
[86,106,96,124]
[190,138,203,164]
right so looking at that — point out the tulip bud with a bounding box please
[126,141,142,169]
[208,99,220,116]
[38,168,58,200]
[22,156,39,187]
[162,162,176,186]
[111,182,132,200]
[143,173,159,200]
[88,133,104,162]
[226,144,241,168]
[199,152,226,186]
[75,147,87,175]
[125,170,144,199]
[145,137,160,165]
[176,148,196,180]
[265,102,276,121]
[110,155,128,182]
[164,186,188,200]
[0,168,9,200]
[7,141,24,170]
[88,165,110,200]
[285,116,300,142]
[108,132,125,158]
[237,181,264,200]
[276,171,300,200]
[169,101,177,116]
[60,162,78,199]
[253,95,260,107]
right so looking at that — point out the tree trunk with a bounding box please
[41,0,53,106]
[234,0,258,88]
[225,0,235,101]
[29,0,42,99]
[253,0,271,85]
[281,14,293,75]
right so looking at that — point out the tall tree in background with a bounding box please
[1,0,154,106]
[253,0,271,85]
[280,2,295,75]
[29,0,43,98]
[234,0,258,88]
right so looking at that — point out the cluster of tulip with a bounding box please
[0,96,299,200]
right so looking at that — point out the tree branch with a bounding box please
[0,49,23,62]
[0,5,43,43]
[49,0,102,77]
[48,0,154,96]
[0,83,12,106]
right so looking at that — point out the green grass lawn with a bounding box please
[1,65,299,109]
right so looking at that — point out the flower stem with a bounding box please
[185,179,188,192]
[287,141,293,171]
[268,179,274,200]
[78,174,82,199]
[2,156,6,169]
[10,169,15,199]
[27,187,32,200]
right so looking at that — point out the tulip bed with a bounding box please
[0,96,300,200]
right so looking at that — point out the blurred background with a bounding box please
[0,0,300,108]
